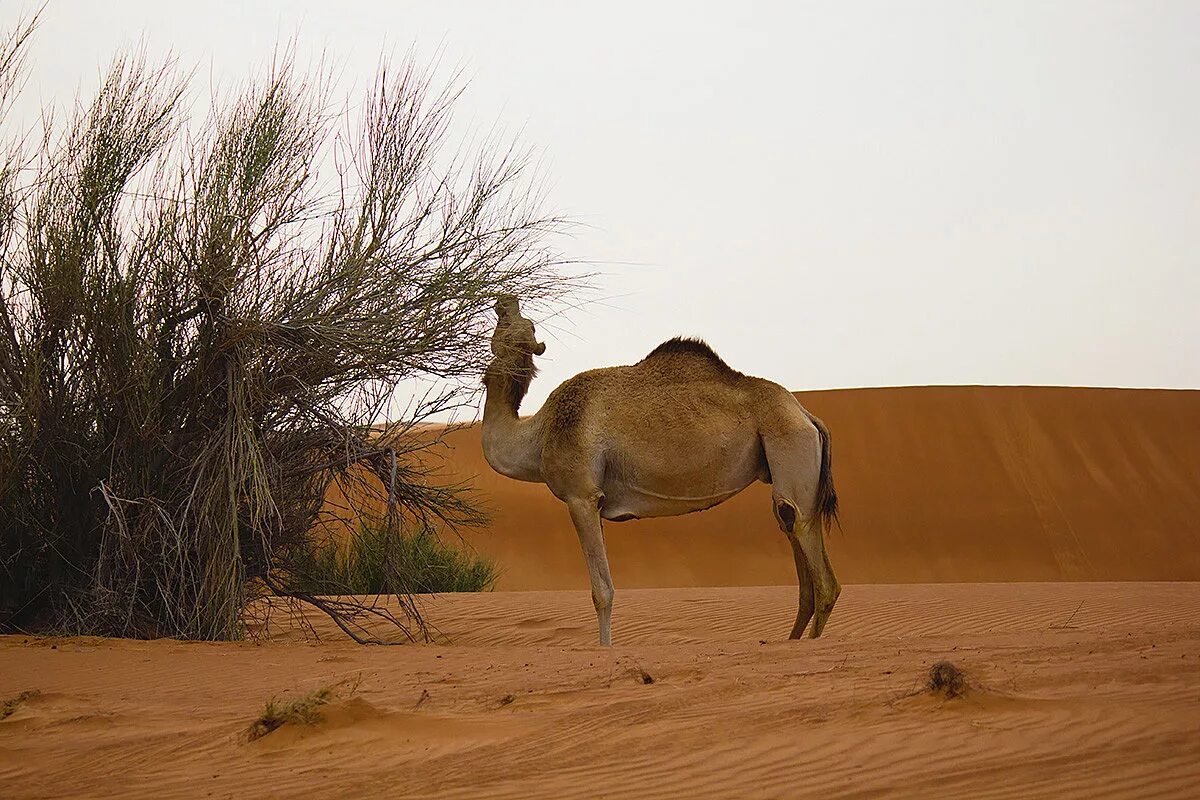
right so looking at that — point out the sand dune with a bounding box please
[3,582,1199,799]
[442,386,1200,589]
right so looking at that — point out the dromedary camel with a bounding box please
[481,296,840,646]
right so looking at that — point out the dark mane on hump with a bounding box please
[640,336,740,374]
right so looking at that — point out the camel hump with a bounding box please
[640,337,741,377]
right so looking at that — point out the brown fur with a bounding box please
[542,371,597,444]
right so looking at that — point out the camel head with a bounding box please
[484,294,544,411]
[491,294,546,359]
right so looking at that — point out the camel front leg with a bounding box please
[566,497,615,646]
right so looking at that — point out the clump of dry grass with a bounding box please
[246,686,336,741]
[0,690,40,720]
[246,678,358,741]
[0,12,570,642]
[927,661,969,699]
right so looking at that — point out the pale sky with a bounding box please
[6,1,1199,414]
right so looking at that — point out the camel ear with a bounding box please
[533,341,546,356]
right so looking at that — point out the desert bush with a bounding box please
[0,16,564,641]
[292,522,497,595]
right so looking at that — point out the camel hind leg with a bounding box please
[787,539,816,639]
[764,421,841,639]
[777,506,840,638]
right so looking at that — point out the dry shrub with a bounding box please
[927,660,968,699]
[0,689,40,720]
[246,679,358,741]
[0,14,568,641]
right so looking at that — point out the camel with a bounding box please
[481,295,841,646]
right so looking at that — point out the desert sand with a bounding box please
[2,386,1199,798]
[2,584,1199,799]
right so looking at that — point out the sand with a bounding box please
[3,583,1200,799]
[4,385,1199,798]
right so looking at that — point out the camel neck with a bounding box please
[481,358,544,483]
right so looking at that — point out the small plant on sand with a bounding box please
[246,679,358,741]
[0,690,40,720]
[927,661,969,699]
[292,521,498,596]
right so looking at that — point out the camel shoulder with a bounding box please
[540,366,625,443]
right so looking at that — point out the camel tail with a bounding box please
[805,410,840,532]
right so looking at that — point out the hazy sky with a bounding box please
[6,2,1199,413]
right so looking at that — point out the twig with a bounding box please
[261,575,403,645]
[1050,600,1085,630]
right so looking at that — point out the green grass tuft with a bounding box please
[292,522,498,595]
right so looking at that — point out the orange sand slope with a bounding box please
[444,386,1200,589]
[3,583,1199,799]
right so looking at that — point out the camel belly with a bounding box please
[600,481,751,521]
[598,433,766,521]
